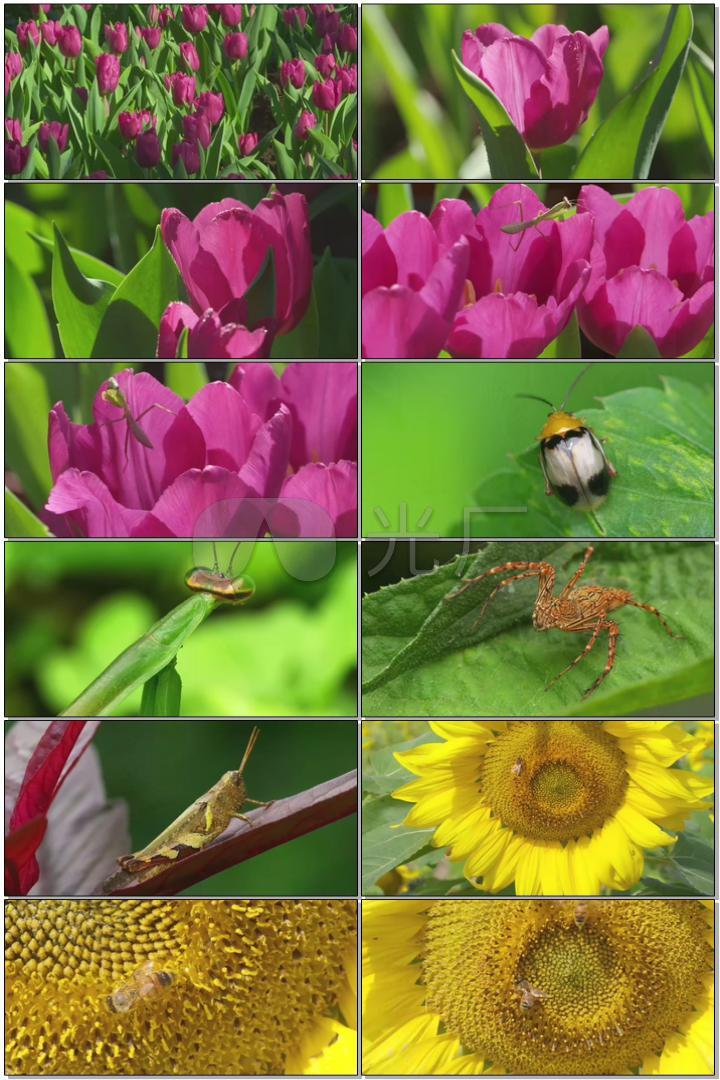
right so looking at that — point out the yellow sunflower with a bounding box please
[363,898,715,1075]
[5,899,357,1076]
[393,721,713,894]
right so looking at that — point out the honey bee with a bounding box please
[515,979,546,1013]
[573,901,590,928]
[107,960,175,1013]
[511,758,525,778]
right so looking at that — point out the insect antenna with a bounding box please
[238,726,261,775]
[559,363,593,410]
[211,541,219,572]
[227,541,243,576]
[516,392,556,409]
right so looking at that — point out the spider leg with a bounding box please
[582,621,620,698]
[468,569,542,632]
[445,561,544,602]
[627,600,682,639]
[545,618,607,691]
[560,545,595,595]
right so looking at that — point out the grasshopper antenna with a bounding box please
[238,726,261,775]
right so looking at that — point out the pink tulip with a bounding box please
[312,77,343,111]
[362,209,470,359]
[165,71,196,106]
[195,90,224,124]
[17,21,41,49]
[103,22,128,53]
[157,7,173,26]
[157,304,267,359]
[181,4,208,33]
[137,26,162,48]
[293,109,317,141]
[5,52,23,95]
[40,20,61,44]
[183,111,212,148]
[180,40,201,70]
[96,53,121,94]
[314,53,335,76]
[577,185,715,358]
[74,86,88,107]
[320,32,335,53]
[443,185,593,358]
[337,22,357,52]
[237,131,259,156]
[161,192,312,345]
[224,31,248,61]
[57,25,82,58]
[136,130,161,168]
[39,121,69,153]
[172,139,201,174]
[218,5,243,26]
[87,170,109,178]
[5,139,30,175]
[313,7,339,37]
[336,63,356,95]
[148,5,160,23]
[462,22,609,150]
[280,58,305,88]
[118,110,155,139]
[5,118,22,142]
[31,4,52,13]
[283,6,307,29]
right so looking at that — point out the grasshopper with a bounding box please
[500,197,575,251]
[118,726,271,875]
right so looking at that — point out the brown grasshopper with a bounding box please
[118,726,271,875]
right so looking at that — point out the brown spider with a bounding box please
[446,545,681,698]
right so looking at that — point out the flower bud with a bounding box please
[5,118,22,142]
[280,58,306,89]
[103,22,128,54]
[314,53,335,76]
[39,120,69,153]
[195,90,224,124]
[172,138,201,174]
[182,4,208,33]
[136,130,161,168]
[338,23,357,52]
[57,25,82,58]
[183,111,212,148]
[137,25,162,48]
[224,32,248,61]
[96,52,121,94]
[17,21,41,50]
[312,77,342,111]
[5,139,30,176]
[336,63,356,95]
[283,6,307,29]
[238,131,259,156]
[219,5,243,26]
[180,41,201,71]
[293,109,317,141]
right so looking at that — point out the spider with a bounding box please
[445,545,681,698]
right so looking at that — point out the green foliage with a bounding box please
[363,542,713,717]
[5,489,52,538]
[471,379,714,538]
[140,659,183,717]
[5,363,53,508]
[51,223,115,357]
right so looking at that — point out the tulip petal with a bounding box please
[156,300,198,358]
[140,465,265,538]
[228,362,282,419]
[44,469,149,537]
[362,211,397,296]
[430,198,477,254]
[384,210,439,288]
[281,362,357,469]
[667,212,715,295]
[185,381,262,472]
[272,461,358,537]
[580,266,684,356]
[474,36,548,134]
[238,403,293,498]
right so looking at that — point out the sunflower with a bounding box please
[5,899,357,1075]
[393,721,713,894]
[363,898,714,1075]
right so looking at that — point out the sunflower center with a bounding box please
[421,900,712,1075]
[479,721,628,841]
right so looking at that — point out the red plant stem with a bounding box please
[98,769,357,896]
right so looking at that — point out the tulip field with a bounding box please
[5,3,357,179]
[362,182,715,359]
[362,4,714,181]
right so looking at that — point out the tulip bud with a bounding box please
[280,58,306,89]
[223,32,248,61]
[5,117,21,142]
[183,111,212,148]
[31,4,52,13]
[165,72,196,106]
[39,120,70,153]
[17,21,41,50]
[57,25,82,58]
[320,32,335,53]
[336,63,356,95]
[182,4,209,33]
[74,86,88,107]
[87,169,110,179]
[180,41,201,71]
[172,139,201,174]
[337,22,357,52]
[96,52,121,94]
[148,5,160,23]
[5,139,30,176]
[137,25,162,48]
[195,90,224,124]
[219,4,243,26]
[283,6,308,29]
[293,109,317,141]
[238,131,259,156]
[40,20,60,44]
[314,53,335,76]
[118,112,141,139]
[104,22,128,54]
[312,77,342,111]
[136,130,161,168]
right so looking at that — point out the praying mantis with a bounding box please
[500,196,576,251]
[101,375,175,456]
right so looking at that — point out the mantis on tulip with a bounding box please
[500,197,576,251]
[101,375,175,456]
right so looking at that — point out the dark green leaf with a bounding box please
[51,223,116,358]
[451,50,540,180]
[362,793,435,892]
[243,247,276,329]
[314,250,357,359]
[538,312,581,359]
[31,232,124,287]
[5,488,53,538]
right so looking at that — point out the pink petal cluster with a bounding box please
[158,192,313,359]
[45,364,357,538]
[180,40,201,71]
[118,110,156,140]
[38,121,69,153]
[224,32,249,61]
[5,51,23,95]
[136,129,161,167]
[136,25,163,48]
[294,109,317,141]
[96,53,121,94]
[181,4,209,34]
[5,137,30,175]
[165,71,196,106]
[280,58,306,89]
[57,24,82,58]
[462,22,609,150]
[104,21,129,54]
[17,21,41,49]
[577,185,715,358]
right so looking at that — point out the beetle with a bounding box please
[518,364,617,512]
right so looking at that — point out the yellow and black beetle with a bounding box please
[518,365,617,512]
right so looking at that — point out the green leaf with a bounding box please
[272,137,296,179]
[363,542,713,717]
[307,126,339,158]
[364,6,460,178]
[662,834,714,895]
[236,67,258,128]
[538,312,581,359]
[243,247,276,330]
[573,5,694,179]
[5,488,53,538]
[5,255,54,358]
[685,52,714,162]
[617,326,663,358]
[270,286,319,359]
[4,363,53,507]
[471,379,714,539]
[92,226,181,359]
[175,326,190,359]
[87,74,106,137]
[31,232,124,287]
[376,183,413,226]
[165,363,208,397]
[362,793,435,892]
[51,224,116,359]
[140,657,182,716]
[314,250,357,359]
[204,119,225,180]
[451,50,540,180]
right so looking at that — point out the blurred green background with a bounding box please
[362,362,714,536]
[5,541,357,717]
[362,4,715,179]
[5,718,358,896]
[5,182,358,359]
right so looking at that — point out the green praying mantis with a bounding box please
[100,375,174,456]
[500,196,576,251]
